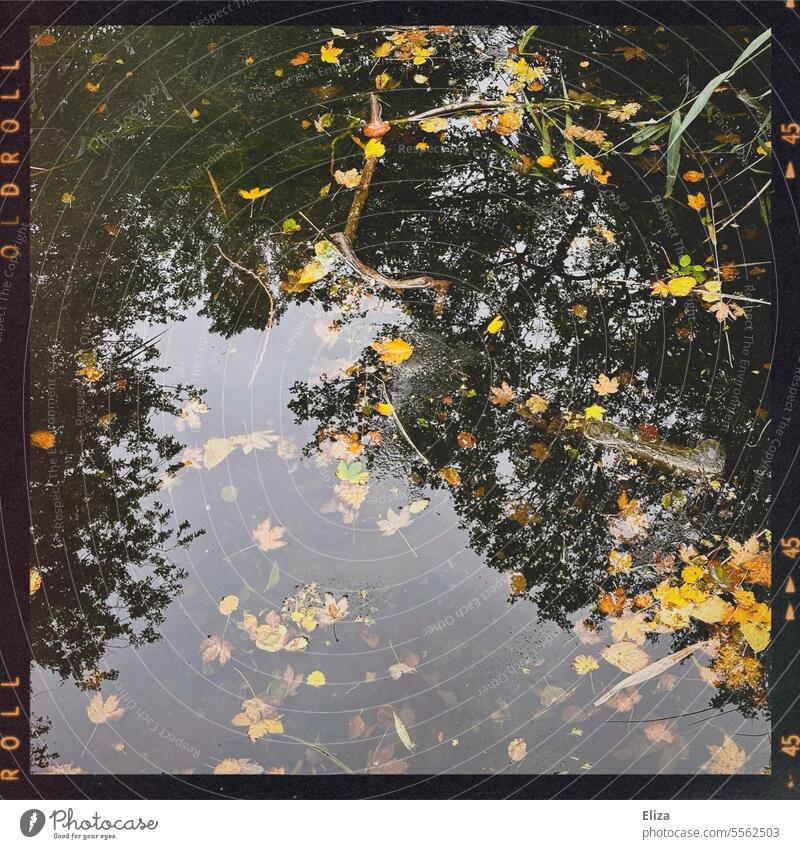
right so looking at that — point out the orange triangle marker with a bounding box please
[787,602,796,621]
[788,575,797,593]
[786,161,796,179]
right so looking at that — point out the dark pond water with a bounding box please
[29,23,771,776]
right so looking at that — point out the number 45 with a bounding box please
[781,734,800,756]
[781,123,800,144]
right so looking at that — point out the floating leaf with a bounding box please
[489,381,515,406]
[306,670,326,688]
[364,138,386,158]
[601,641,650,674]
[594,641,708,706]
[239,186,271,201]
[30,429,56,449]
[486,315,504,334]
[393,712,415,752]
[30,568,42,596]
[336,459,368,484]
[419,116,448,133]
[219,595,239,616]
[320,41,343,64]
[440,466,461,486]
[202,635,233,666]
[740,622,769,652]
[376,507,413,536]
[265,562,280,591]
[573,655,599,675]
[87,694,125,724]
[203,437,238,469]
[389,662,417,680]
[508,738,527,762]
[248,717,284,741]
[592,374,619,396]
[371,337,413,364]
[701,733,747,774]
[253,517,287,551]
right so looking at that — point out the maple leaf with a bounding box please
[202,635,233,666]
[614,45,646,60]
[643,721,674,744]
[601,641,650,673]
[389,662,417,680]
[374,41,393,58]
[317,592,348,626]
[508,738,527,762]
[320,41,343,63]
[364,138,386,158]
[334,168,361,188]
[701,733,747,774]
[248,717,285,741]
[377,507,413,536]
[457,431,476,448]
[214,758,264,775]
[494,110,523,136]
[610,612,650,645]
[253,517,287,551]
[371,337,413,364]
[687,192,706,211]
[592,374,619,396]
[573,655,599,675]
[608,549,632,574]
[525,394,548,414]
[489,381,515,406]
[239,186,271,201]
[584,404,605,421]
[87,694,125,724]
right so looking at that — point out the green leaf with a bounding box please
[664,108,682,198]
[664,28,770,197]
[679,255,691,267]
[335,460,368,484]
[265,562,280,592]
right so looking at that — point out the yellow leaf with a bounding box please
[203,437,238,469]
[740,622,769,652]
[374,41,393,58]
[486,315,504,334]
[374,401,394,416]
[306,670,326,687]
[320,41,343,64]
[85,82,100,93]
[60,192,75,204]
[190,108,200,119]
[30,568,42,596]
[683,170,704,182]
[440,466,461,486]
[584,404,605,421]
[282,258,328,292]
[75,365,104,382]
[690,594,729,624]
[413,74,428,84]
[364,138,386,158]
[537,155,555,168]
[239,186,271,201]
[248,717,284,740]
[601,641,649,673]
[494,110,523,136]
[219,594,239,616]
[687,192,706,211]
[524,394,548,415]
[371,337,413,364]
[573,654,599,675]
[419,116,448,133]
[667,276,696,297]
